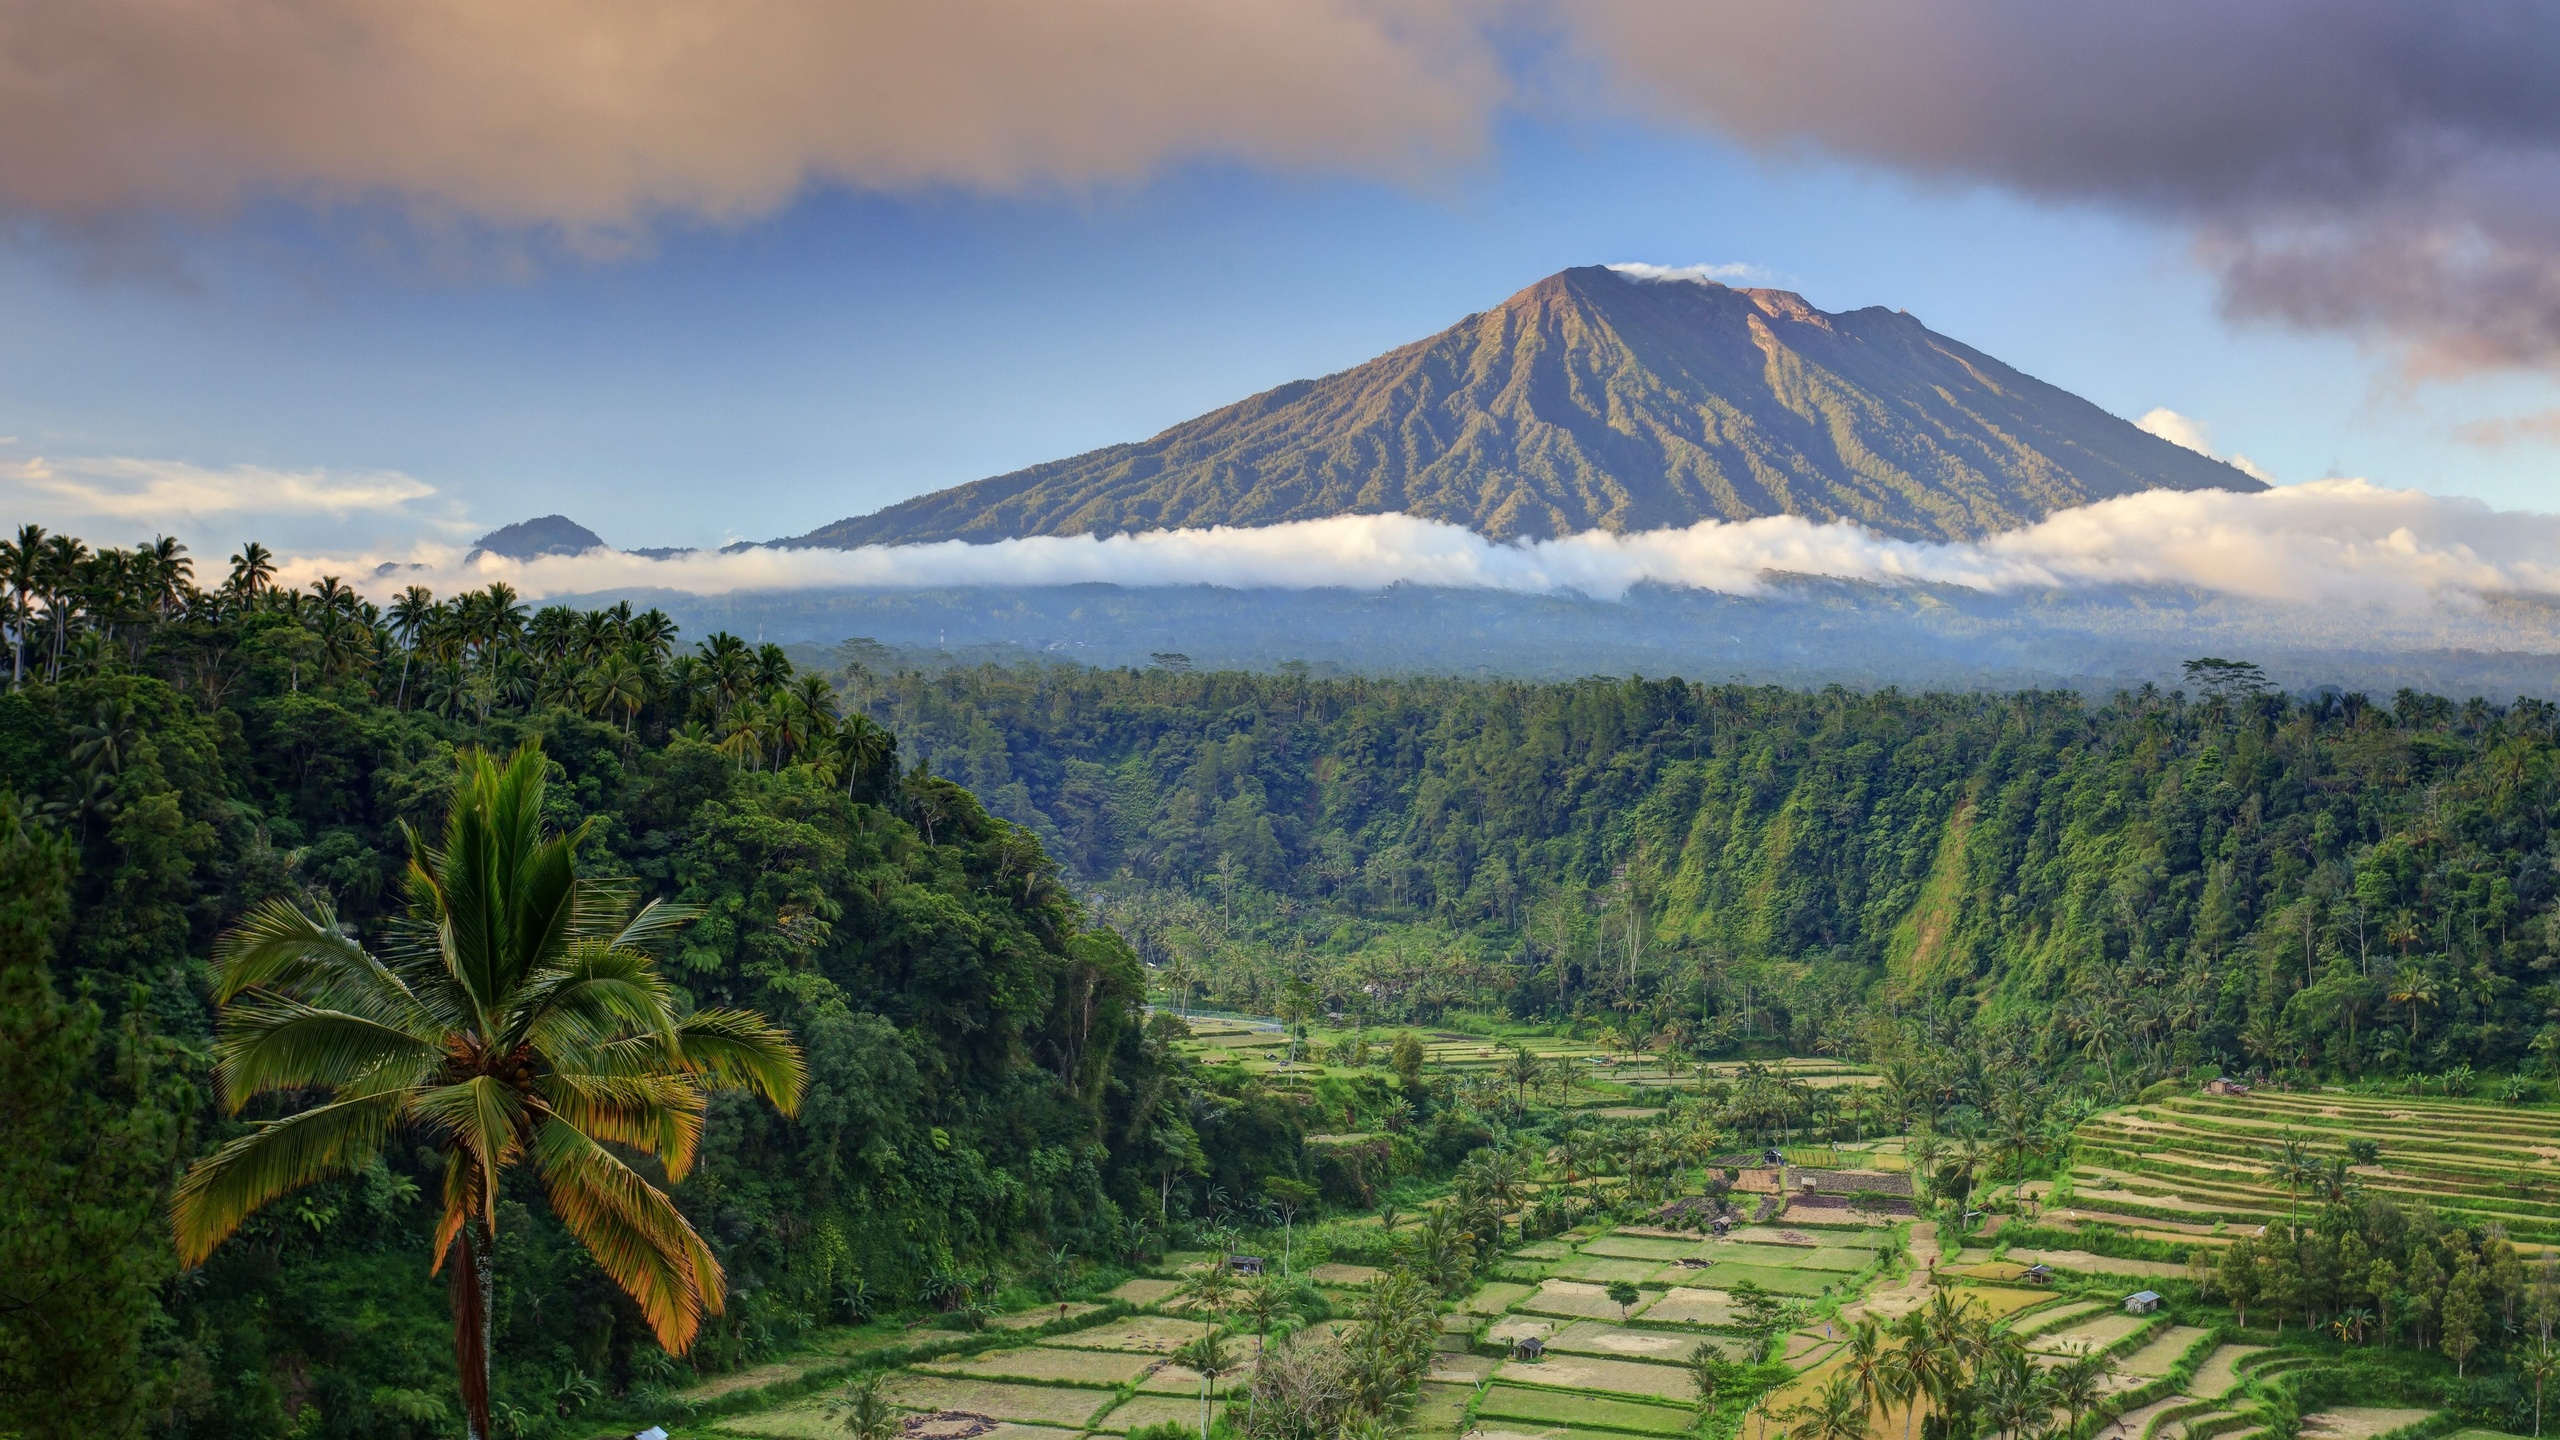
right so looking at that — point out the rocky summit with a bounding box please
[785,265,2259,549]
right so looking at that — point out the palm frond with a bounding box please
[409,1076,528,1234]
[537,1071,706,1176]
[606,896,699,956]
[508,942,678,1054]
[531,1118,723,1352]
[675,1008,808,1115]
[212,999,438,1112]
[173,1090,408,1264]
[209,895,413,1009]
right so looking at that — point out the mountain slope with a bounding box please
[789,266,2260,548]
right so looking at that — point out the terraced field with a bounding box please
[2061,1088,2560,1246]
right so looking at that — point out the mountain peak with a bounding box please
[468,515,606,562]
[785,265,2262,550]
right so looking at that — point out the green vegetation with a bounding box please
[17,520,2560,1440]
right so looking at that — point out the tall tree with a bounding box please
[171,741,807,1439]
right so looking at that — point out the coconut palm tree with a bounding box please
[1176,1330,1234,1440]
[171,740,806,1440]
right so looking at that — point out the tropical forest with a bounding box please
[12,523,2560,1440]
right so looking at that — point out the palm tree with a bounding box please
[1176,1330,1234,1440]
[829,1370,902,1440]
[170,740,807,1440]
[388,586,437,709]
[2523,1338,2559,1438]
[1836,1318,1892,1429]
[584,652,652,737]
[227,540,276,600]
[1505,1046,1546,1110]
[2045,1350,2112,1436]
[1787,1372,1873,1440]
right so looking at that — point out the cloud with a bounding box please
[2454,409,2560,449]
[1559,0,2560,375]
[309,481,2560,616]
[15,4,2560,375]
[2134,408,2273,482]
[5,454,437,521]
[0,0,1498,239]
[1607,261,1770,286]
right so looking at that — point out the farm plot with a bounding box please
[2118,1326,2211,1377]
[2299,1408,2437,1440]
[1636,1287,1734,1326]
[1409,1382,1478,1435]
[1493,1355,1695,1402]
[2066,1091,2560,1245]
[884,1376,1119,1428]
[1694,1263,1831,1296]
[915,1346,1157,1386]
[2187,1345,2264,1400]
[1430,1353,1502,1384]
[722,1403,1075,1440]
[2007,1301,2104,1337]
[1466,1282,1541,1315]
[2026,1313,2149,1356]
[1475,1383,1698,1434]
[989,1302,1103,1330]
[1106,1277,1185,1306]
[1699,1243,1821,1267]
[1581,1235,1706,1262]
[1549,1320,1736,1362]
[1040,1315,1211,1353]
[1136,1364,1246,1396]
[1554,1256,1666,1284]
[1524,1280,1639,1319]
[1092,1396,1207,1433]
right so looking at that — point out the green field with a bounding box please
[1476,1383,1699,1433]
[1692,1262,1832,1296]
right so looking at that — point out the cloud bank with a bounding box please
[311,481,2560,616]
[0,0,1493,239]
[10,4,2560,376]
[1567,0,2560,375]
[6,454,437,521]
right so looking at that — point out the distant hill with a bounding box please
[784,265,2259,549]
[468,515,606,562]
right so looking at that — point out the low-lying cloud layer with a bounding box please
[9,3,2560,374]
[315,481,2560,616]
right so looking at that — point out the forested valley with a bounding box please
[10,525,2560,1440]
[867,656,2560,1091]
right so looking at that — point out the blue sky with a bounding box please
[3,112,2555,559]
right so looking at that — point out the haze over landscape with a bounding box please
[22,10,2560,1440]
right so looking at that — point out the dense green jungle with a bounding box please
[9,526,2560,1440]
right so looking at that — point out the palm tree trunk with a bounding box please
[453,1223,494,1440]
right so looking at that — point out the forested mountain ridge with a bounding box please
[786,265,2259,548]
[865,663,2557,1078]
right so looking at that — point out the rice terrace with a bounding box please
[609,1016,2560,1440]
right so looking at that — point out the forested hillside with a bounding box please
[864,661,2560,1086]
[0,529,1288,1440]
